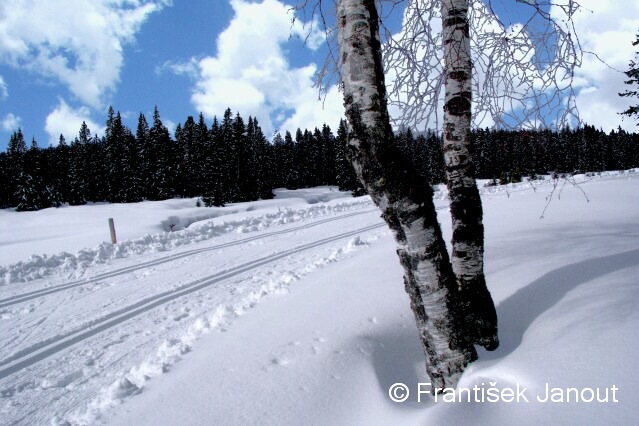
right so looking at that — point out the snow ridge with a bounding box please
[0,199,373,285]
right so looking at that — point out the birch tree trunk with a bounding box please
[337,0,477,389]
[441,0,498,350]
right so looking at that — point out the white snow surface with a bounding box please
[0,177,638,425]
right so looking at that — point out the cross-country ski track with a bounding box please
[0,207,378,309]
[0,221,385,379]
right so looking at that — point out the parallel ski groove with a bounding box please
[0,222,385,380]
[0,208,378,308]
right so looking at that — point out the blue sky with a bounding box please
[0,0,343,150]
[0,0,637,151]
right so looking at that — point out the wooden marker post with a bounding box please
[108,218,117,244]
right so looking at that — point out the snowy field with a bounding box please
[0,174,638,425]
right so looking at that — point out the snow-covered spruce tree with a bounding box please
[220,109,241,202]
[6,128,27,207]
[247,117,276,200]
[105,107,129,203]
[149,106,174,200]
[175,116,197,198]
[14,172,35,211]
[202,116,227,207]
[321,124,337,185]
[337,0,477,388]
[619,32,639,125]
[194,113,210,197]
[335,119,366,194]
[136,112,153,200]
[0,152,13,208]
[68,123,91,205]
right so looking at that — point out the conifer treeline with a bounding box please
[0,107,363,211]
[395,125,639,185]
[1,106,638,212]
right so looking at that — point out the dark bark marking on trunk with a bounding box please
[449,71,470,81]
[444,16,466,28]
[445,96,472,116]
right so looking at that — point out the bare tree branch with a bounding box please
[295,0,590,132]
[383,0,587,131]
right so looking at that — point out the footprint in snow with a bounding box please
[20,305,35,314]
[270,357,290,366]
[358,346,371,357]
[171,308,190,321]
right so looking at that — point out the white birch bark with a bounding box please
[441,0,498,350]
[337,0,476,389]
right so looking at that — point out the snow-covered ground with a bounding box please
[1,175,638,425]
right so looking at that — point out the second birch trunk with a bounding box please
[442,0,498,350]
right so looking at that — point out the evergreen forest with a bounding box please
[2,106,638,211]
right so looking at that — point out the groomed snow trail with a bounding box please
[0,207,377,308]
[0,200,387,425]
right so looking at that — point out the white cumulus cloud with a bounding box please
[174,0,341,137]
[1,113,21,131]
[0,75,7,100]
[279,85,345,135]
[0,0,170,108]
[44,99,105,145]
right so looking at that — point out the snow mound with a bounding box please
[0,198,373,285]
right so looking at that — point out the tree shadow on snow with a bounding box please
[362,329,436,409]
[485,247,639,360]
[364,248,639,407]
